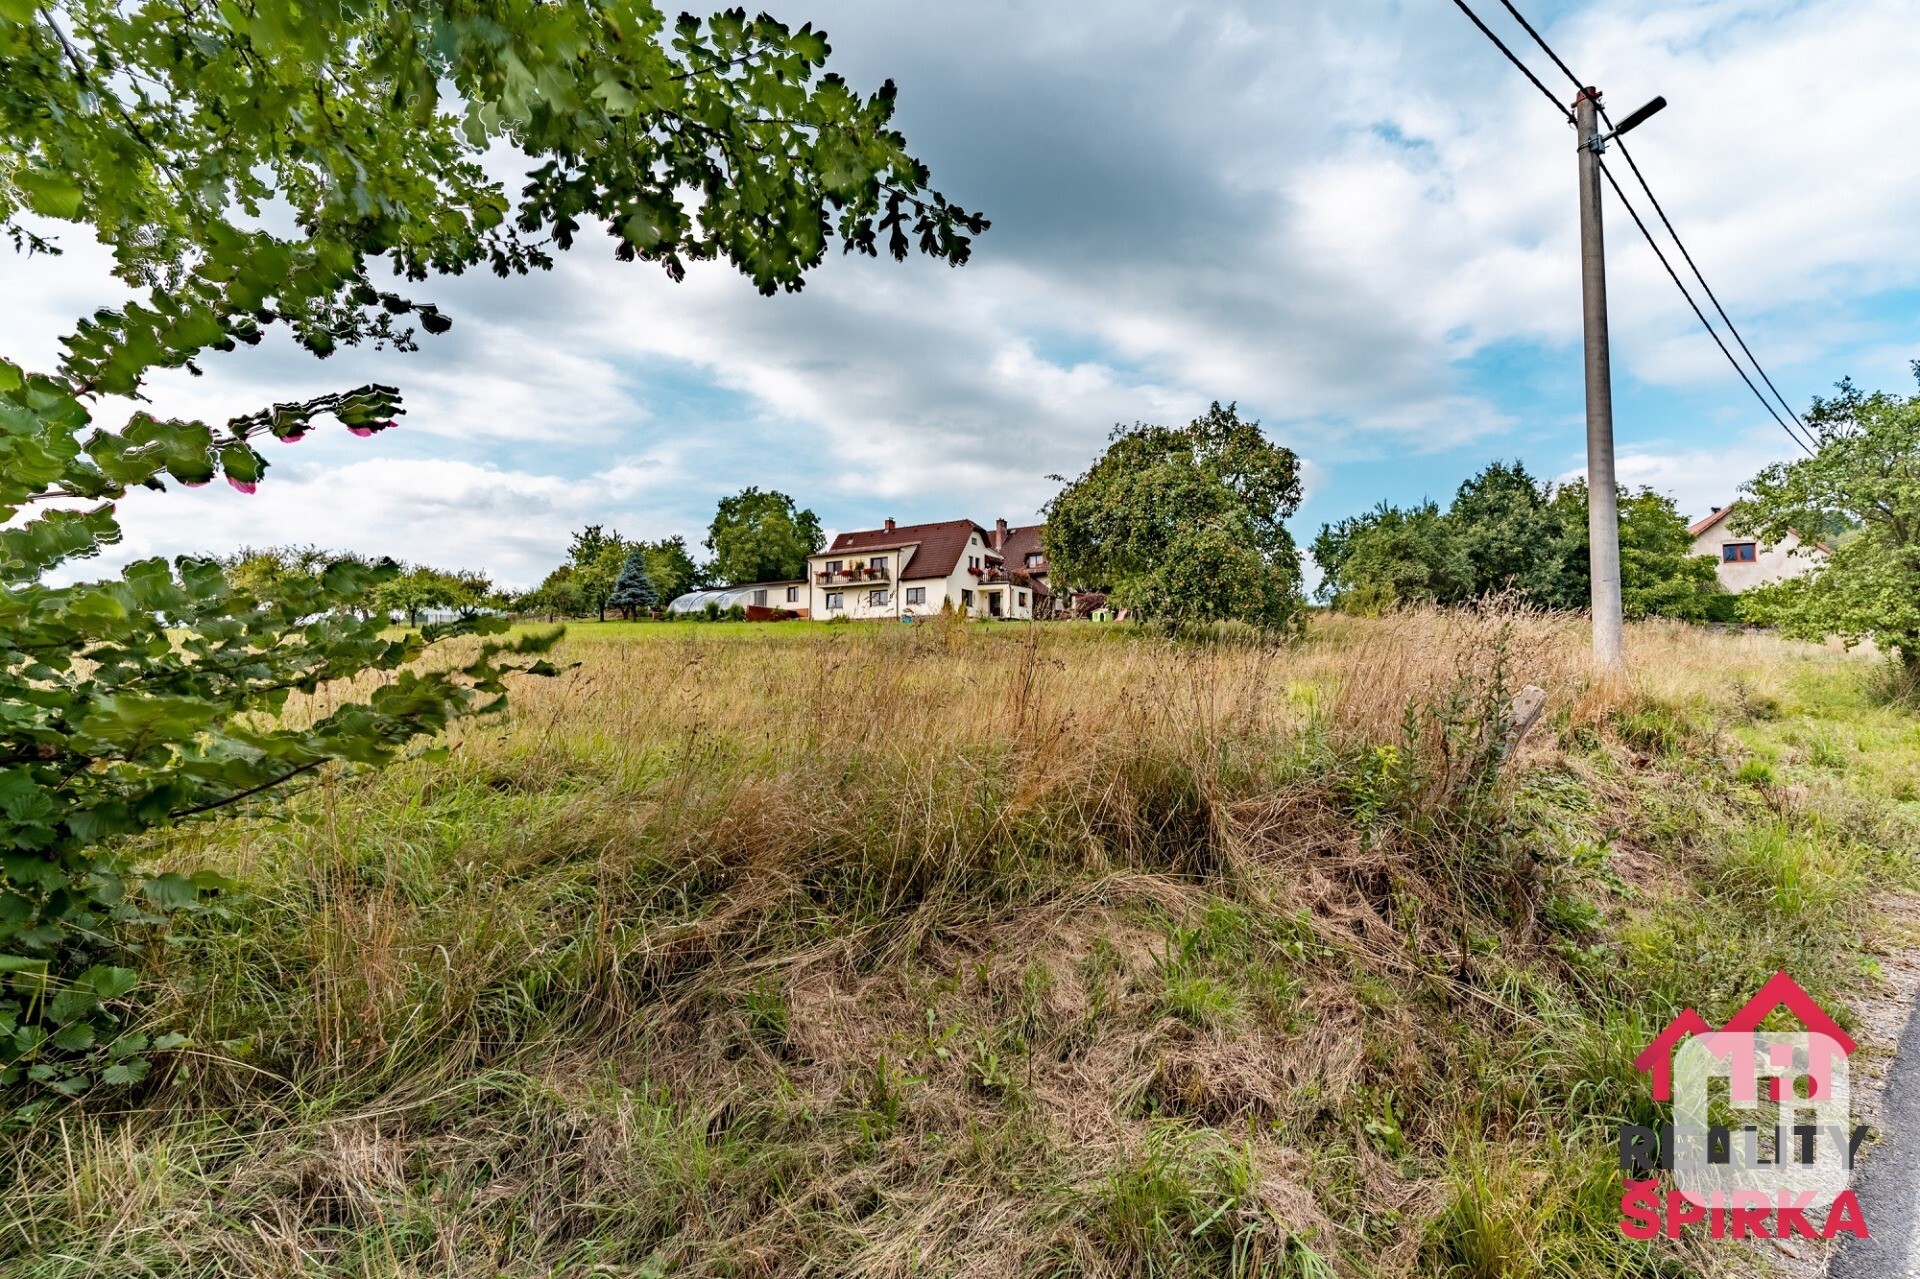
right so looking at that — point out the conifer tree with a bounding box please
[607,550,659,620]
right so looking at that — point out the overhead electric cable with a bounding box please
[1451,0,1820,455]
[1596,160,1814,454]
[1495,0,1583,90]
[1602,135,1816,441]
[1446,0,1571,121]
[1494,0,1815,440]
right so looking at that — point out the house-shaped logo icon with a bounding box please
[1633,971,1856,1101]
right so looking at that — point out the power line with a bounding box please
[1597,160,1815,454]
[1447,0,1570,121]
[1449,0,1818,455]
[1498,0,1816,440]
[1496,0,1582,91]
[1602,134,1816,441]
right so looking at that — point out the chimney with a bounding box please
[994,517,1008,548]
[884,517,896,532]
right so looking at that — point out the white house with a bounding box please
[1688,506,1827,592]
[804,518,1045,621]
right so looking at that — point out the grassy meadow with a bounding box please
[4,612,1918,1278]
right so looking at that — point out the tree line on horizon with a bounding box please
[1309,460,1729,623]
[520,486,826,620]
[216,484,831,625]
[232,376,1920,668]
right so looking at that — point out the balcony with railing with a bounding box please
[814,563,893,585]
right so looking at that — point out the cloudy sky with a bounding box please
[10,0,1919,587]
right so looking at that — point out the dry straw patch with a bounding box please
[0,610,1902,1279]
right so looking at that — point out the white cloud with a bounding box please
[95,452,689,588]
[1555,426,1802,526]
[7,0,1916,577]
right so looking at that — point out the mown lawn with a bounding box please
[3,612,1914,1278]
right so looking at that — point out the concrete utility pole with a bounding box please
[1574,86,1623,669]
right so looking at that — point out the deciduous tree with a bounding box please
[372,566,491,627]
[1740,369,1920,677]
[1314,462,1722,621]
[566,525,631,621]
[1447,461,1576,605]
[705,489,823,586]
[219,545,371,596]
[0,0,979,1096]
[1544,483,1723,622]
[1044,403,1305,629]
[1311,502,1468,614]
[527,566,586,621]
[638,536,702,605]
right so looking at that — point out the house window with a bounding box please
[826,560,842,574]
[871,556,887,574]
[1018,591,1027,607]
[968,555,980,570]
[906,587,926,605]
[785,586,798,603]
[1026,553,1043,568]
[1723,542,1757,563]
[961,589,974,608]
[866,590,888,607]
[752,589,768,607]
[825,592,844,611]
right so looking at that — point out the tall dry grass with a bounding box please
[1,610,1907,1279]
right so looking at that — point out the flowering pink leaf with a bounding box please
[348,426,376,437]
[227,477,257,494]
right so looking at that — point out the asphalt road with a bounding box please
[1830,986,1920,1278]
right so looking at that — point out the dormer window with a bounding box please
[1026,553,1043,568]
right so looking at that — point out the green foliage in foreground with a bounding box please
[0,492,560,1098]
[1739,367,1920,675]
[1313,460,1725,621]
[1,0,979,1098]
[1044,402,1307,629]
[3,1,986,362]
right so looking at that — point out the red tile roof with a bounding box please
[1686,505,1833,555]
[823,519,990,581]
[1688,506,1733,538]
[997,524,1048,567]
